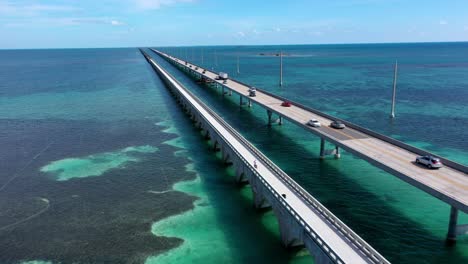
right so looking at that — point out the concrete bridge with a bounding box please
[151,48,468,243]
[140,49,390,264]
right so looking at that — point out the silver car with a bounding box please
[416,155,443,169]
[330,120,345,129]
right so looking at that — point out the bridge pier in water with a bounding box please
[273,204,304,248]
[234,164,249,184]
[446,206,468,245]
[320,138,341,159]
[213,140,221,152]
[221,145,233,166]
[204,130,210,140]
[267,110,282,126]
[447,206,459,244]
[251,178,271,209]
[267,110,272,126]
[335,145,341,159]
[267,109,283,126]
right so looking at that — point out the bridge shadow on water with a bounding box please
[150,51,468,264]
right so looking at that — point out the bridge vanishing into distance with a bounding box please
[150,48,468,245]
[140,49,390,264]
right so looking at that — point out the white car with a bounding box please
[416,155,443,169]
[307,119,321,127]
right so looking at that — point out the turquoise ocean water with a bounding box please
[0,43,467,263]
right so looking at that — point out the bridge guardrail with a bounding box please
[154,49,467,175]
[145,49,389,264]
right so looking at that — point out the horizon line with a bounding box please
[1,40,467,51]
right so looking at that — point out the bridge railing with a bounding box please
[144,49,389,264]
[154,49,467,175]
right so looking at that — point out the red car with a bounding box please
[281,101,292,107]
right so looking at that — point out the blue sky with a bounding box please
[1,0,467,48]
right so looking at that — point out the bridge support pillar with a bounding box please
[213,141,220,152]
[222,86,225,96]
[240,96,243,107]
[278,116,283,125]
[204,130,210,140]
[447,206,459,245]
[334,146,340,159]
[248,99,252,108]
[228,89,232,96]
[235,164,248,184]
[267,110,272,126]
[221,145,232,166]
[272,206,304,248]
[304,239,334,264]
[251,185,271,209]
[319,138,325,159]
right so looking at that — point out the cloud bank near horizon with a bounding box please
[0,0,467,48]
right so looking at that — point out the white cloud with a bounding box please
[134,0,195,10]
[439,20,448,25]
[68,18,127,26]
[3,17,127,27]
[0,1,126,28]
[111,20,125,26]
[236,31,245,38]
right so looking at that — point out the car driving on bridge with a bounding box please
[307,119,321,127]
[416,155,443,169]
[249,87,256,97]
[281,101,292,107]
[330,120,346,129]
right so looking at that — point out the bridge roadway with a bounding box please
[152,49,468,240]
[141,50,389,263]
